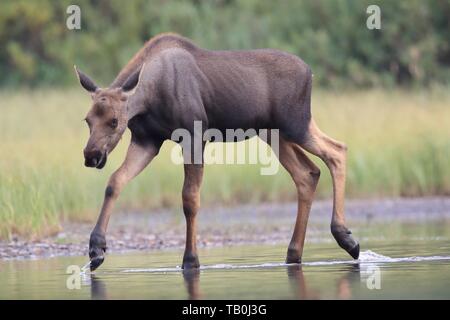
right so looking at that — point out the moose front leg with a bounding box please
[181,163,204,269]
[89,141,160,271]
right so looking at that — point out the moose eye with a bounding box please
[110,118,118,129]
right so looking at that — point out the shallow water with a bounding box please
[1,238,450,299]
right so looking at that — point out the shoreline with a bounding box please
[1,197,450,261]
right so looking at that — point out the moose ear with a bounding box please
[74,65,98,93]
[121,64,144,95]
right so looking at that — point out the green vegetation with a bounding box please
[1,0,449,88]
[1,89,449,239]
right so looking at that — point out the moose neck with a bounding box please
[125,86,148,120]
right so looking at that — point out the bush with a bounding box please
[0,0,449,88]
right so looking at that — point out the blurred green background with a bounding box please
[0,0,449,239]
[2,0,449,88]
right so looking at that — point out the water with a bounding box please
[1,239,450,299]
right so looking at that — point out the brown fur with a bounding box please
[75,33,359,271]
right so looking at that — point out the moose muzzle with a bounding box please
[84,149,107,169]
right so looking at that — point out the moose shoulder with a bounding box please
[74,33,359,271]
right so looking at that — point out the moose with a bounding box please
[74,33,359,271]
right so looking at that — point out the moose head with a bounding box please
[74,66,142,169]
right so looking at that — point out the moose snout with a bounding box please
[84,149,103,168]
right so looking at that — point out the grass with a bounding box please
[0,88,449,239]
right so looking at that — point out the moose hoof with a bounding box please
[89,233,107,271]
[182,253,200,269]
[285,248,302,264]
[331,224,360,260]
[348,243,360,260]
[89,253,105,271]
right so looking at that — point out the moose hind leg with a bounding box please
[275,137,320,263]
[182,163,204,269]
[300,120,359,259]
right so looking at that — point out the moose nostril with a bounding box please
[84,150,103,167]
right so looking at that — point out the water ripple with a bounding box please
[120,250,450,273]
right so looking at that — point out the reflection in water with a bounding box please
[183,269,202,300]
[91,275,108,300]
[89,269,202,300]
[287,263,361,300]
[336,264,361,299]
[88,263,364,300]
[286,264,319,299]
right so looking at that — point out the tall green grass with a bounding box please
[0,89,449,239]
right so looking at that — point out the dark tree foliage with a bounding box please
[1,0,449,88]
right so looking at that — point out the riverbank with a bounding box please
[1,197,449,260]
[2,89,450,239]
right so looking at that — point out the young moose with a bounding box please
[74,33,359,271]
